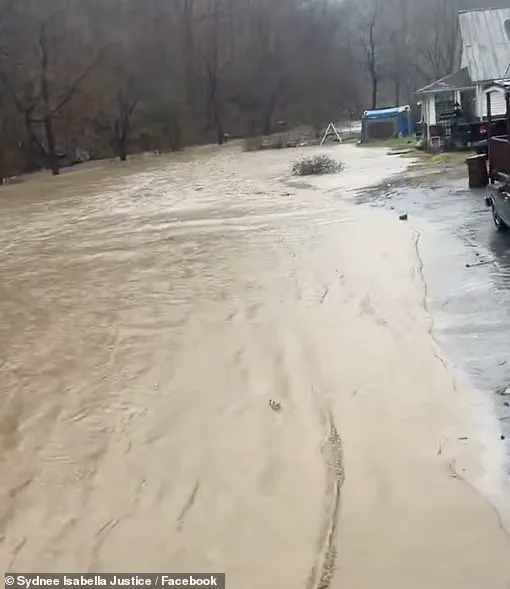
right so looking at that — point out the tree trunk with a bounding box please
[214,109,224,145]
[117,133,128,161]
[184,27,195,106]
[371,77,378,110]
[394,79,400,107]
[114,117,129,161]
[169,114,182,151]
[262,95,277,136]
[44,115,59,175]
[23,112,45,170]
[39,24,60,176]
[208,81,223,145]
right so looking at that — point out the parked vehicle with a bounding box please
[486,183,510,230]
[484,80,510,230]
[471,118,508,154]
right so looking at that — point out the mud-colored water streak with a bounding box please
[0,145,509,588]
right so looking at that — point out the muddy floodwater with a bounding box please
[1,144,510,588]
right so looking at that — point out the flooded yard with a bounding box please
[0,144,509,588]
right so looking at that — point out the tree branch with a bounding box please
[0,71,34,115]
[51,48,106,116]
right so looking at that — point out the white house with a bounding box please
[416,8,510,148]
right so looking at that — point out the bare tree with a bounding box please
[358,0,386,109]
[1,8,102,174]
[111,74,138,161]
[176,0,197,106]
[197,0,229,144]
[407,0,459,83]
[384,0,411,106]
[0,0,483,178]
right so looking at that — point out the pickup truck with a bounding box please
[415,116,507,152]
[471,118,508,154]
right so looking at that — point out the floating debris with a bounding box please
[465,260,493,268]
[269,400,282,411]
[399,213,408,221]
[320,287,329,304]
[495,385,510,396]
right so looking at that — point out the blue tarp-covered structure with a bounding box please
[361,105,414,141]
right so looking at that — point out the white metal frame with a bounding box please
[319,122,342,146]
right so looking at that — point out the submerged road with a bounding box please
[0,145,509,588]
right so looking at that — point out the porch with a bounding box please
[484,81,510,181]
[415,68,478,150]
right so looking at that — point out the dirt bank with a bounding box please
[0,143,508,587]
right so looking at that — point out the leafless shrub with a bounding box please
[292,155,343,176]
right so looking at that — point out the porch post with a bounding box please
[506,91,510,138]
[475,85,484,119]
[428,95,436,125]
[487,91,492,182]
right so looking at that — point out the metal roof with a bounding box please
[415,68,473,95]
[459,8,510,82]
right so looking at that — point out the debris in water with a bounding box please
[399,213,408,221]
[465,259,493,268]
[501,435,506,441]
[269,400,282,411]
[495,385,510,396]
[457,437,469,441]
[437,437,448,455]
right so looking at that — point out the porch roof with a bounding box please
[483,79,510,93]
[415,68,474,95]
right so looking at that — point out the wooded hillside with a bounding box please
[0,0,508,176]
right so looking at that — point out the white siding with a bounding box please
[481,88,507,118]
[475,85,484,118]
[425,95,436,125]
[422,100,428,126]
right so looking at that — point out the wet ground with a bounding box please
[1,145,509,587]
[357,170,510,469]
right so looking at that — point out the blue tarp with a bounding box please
[362,106,410,120]
[361,105,413,138]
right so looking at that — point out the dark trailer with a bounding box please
[360,106,414,142]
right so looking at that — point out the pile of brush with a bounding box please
[292,154,342,176]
